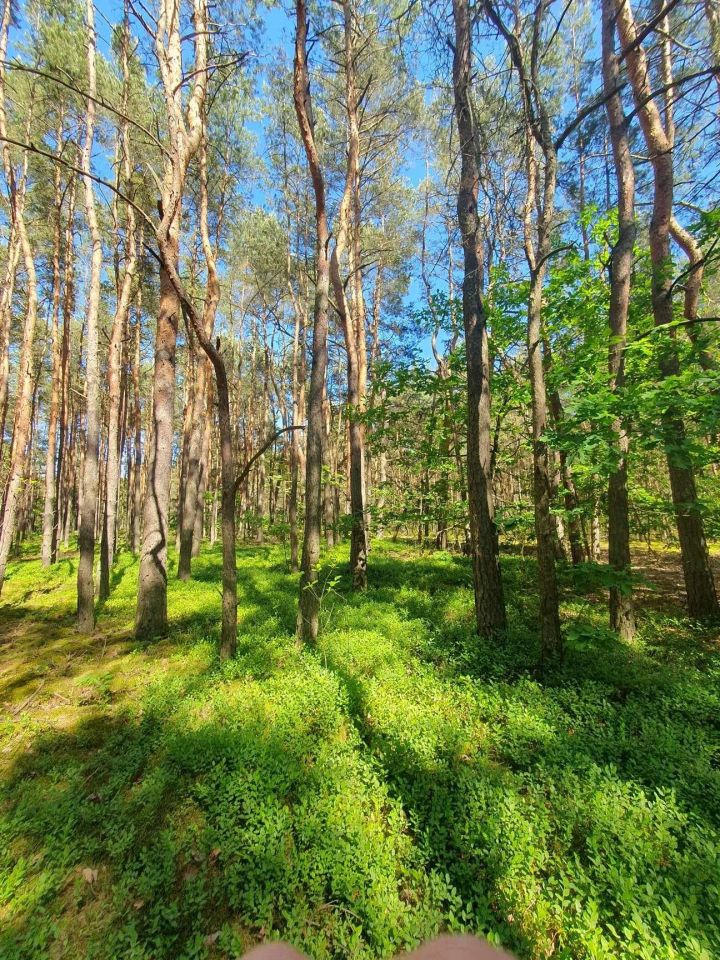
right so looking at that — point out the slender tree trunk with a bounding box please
[615,0,718,619]
[158,117,236,654]
[0,16,38,590]
[327,0,368,589]
[323,385,335,547]
[193,385,212,556]
[527,260,562,658]
[55,174,76,561]
[76,0,103,632]
[0,227,20,469]
[130,271,143,553]
[100,15,137,599]
[294,0,331,642]
[136,0,209,637]
[288,292,306,572]
[483,0,562,660]
[451,0,506,636]
[41,116,64,566]
[602,0,636,639]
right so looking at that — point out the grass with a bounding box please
[0,540,718,959]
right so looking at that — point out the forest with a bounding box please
[0,0,719,956]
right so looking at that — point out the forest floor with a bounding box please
[0,540,718,960]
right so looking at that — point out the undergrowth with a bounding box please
[0,541,718,959]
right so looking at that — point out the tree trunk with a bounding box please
[602,0,636,639]
[136,234,179,637]
[294,0,331,642]
[100,18,137,599]
[136,0,209,637]
[55,174,76,562]
[328,0,368,590]
[130,272,143,553]
[76,0,103,633]
[451,0,506,636]
[41,118,64,567]
[0,226,20,472]
[615,0,718,619]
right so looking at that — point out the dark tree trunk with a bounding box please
[451,0,506,637]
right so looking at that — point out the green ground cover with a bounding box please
[0,542,718,959]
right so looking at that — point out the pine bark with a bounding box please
[615,0,718,619]
[451,0,506,637]
[294,0,331,642]
[100,15,137,599]
[602,0,636,639]
[136,0,208,637]
[41,116,65,567]
[76,0,103,632]
[0,0,38,592]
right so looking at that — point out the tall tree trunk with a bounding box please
[483,0,562,660]
[452,0,506,636]
[136,233,179,636]
[100,11,137,599]
[41,114,65,567]
[615,0,718,619]
[193,387,212,556]
[0,226,20,469]
[136,0,209,637]
[76,0,103,632]
[288,285,306,572]
[178,131,219,580]
[294,0,331,642]
[602,0,636,639]
[0,0,38,592]
[55,174,76,562]
[159,209,237,657]
[328,0,368,590]
[130,268,143,553]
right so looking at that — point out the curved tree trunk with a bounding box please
[615,0,718,619]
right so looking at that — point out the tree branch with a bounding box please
[0,133,156,230]
[234,426,306,494]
